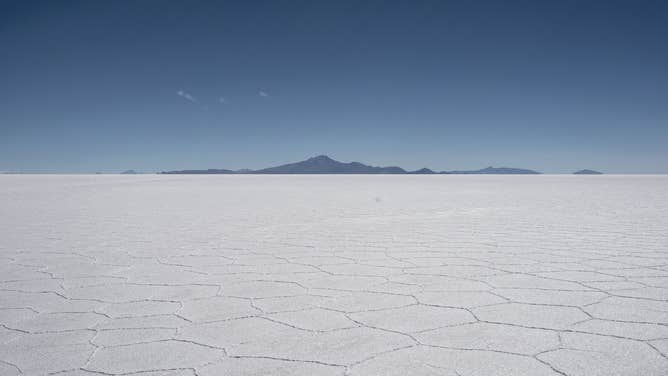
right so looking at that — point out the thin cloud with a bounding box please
[177,90,197,103]
[258,90,269,97]
[219,96,227,104]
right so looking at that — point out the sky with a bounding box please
[1,0,667,173]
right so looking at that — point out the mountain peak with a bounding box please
[254,155,406,174]
[306,155,337,164]
[308,155,334,161]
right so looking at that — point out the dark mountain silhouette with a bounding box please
[161,156,541,175]
[255,155,406,174]
[573,169,603,175]
[445,166,540,174]
[408,168,436,174]
[121,170,137,174]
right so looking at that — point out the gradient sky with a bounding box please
[1,0,667,173]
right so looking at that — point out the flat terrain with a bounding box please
[1,175,667,376]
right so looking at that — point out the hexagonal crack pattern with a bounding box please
[1,175,667,375]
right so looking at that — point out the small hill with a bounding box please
[445,166,541,174]
[408,168,436,174]
[161,168,236,174]
[573,169,603,175]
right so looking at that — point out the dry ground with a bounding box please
[1,175,667,375]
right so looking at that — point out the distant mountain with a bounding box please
[255,155,406,174]
[445,166,541,174]
[573,169,602,175]
[162,168,236,174]
[161,156,541,175]
[408,168,436,174]
[121,170,137,174]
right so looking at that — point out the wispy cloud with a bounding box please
[219,96,227,104]
[177,90,197,103]
[258,90,269,97]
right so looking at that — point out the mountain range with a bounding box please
[161,155,545,175]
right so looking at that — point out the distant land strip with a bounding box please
[161,155,565,175]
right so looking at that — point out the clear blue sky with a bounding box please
[1,0,667,173]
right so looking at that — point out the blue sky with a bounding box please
[1,0,667,173]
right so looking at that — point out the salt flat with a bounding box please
[0,175,667,376]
